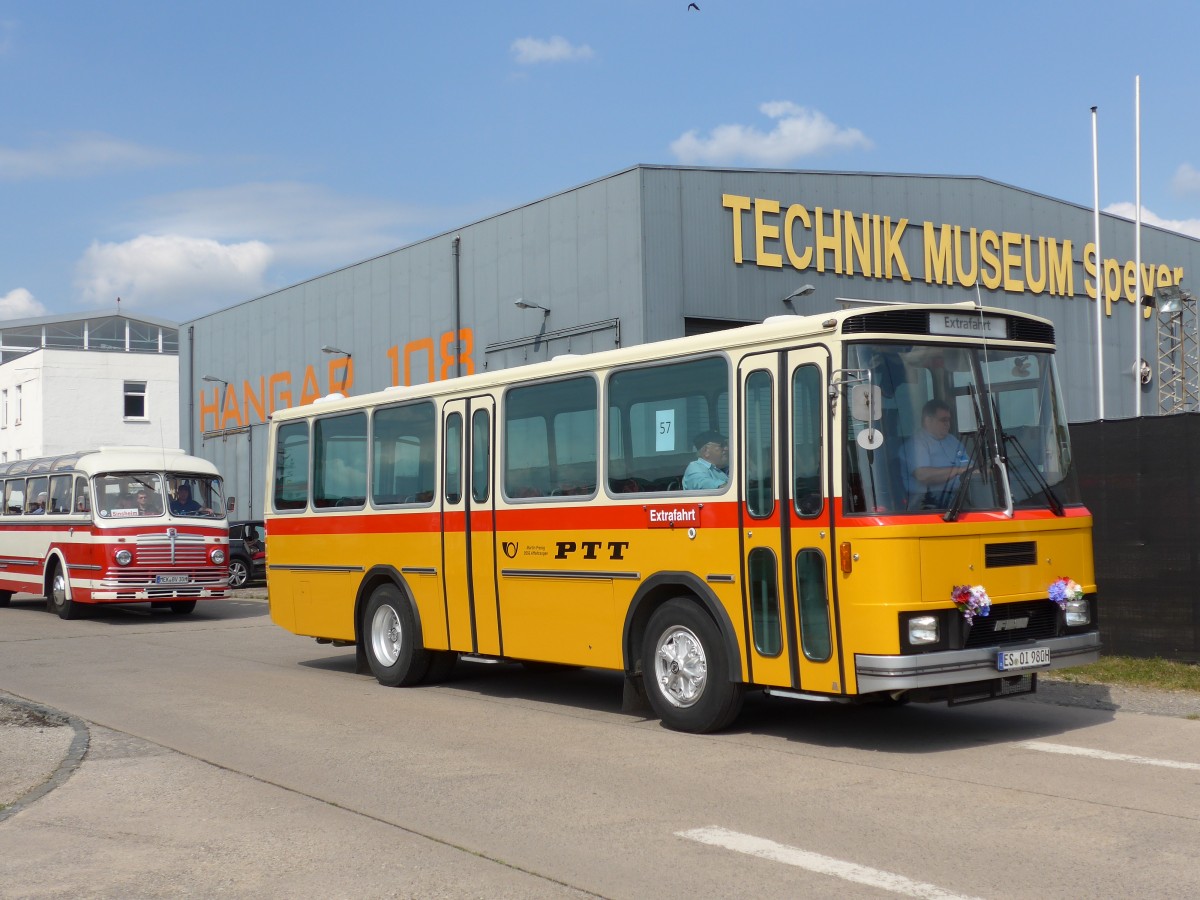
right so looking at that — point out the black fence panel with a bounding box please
[1073,416,1200,662]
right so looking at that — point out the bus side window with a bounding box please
[4,478,22,515]
[606,356,729,494]
[73,475,90,513]
[49,474,71,514]
[505,377,597,500]
[372,401,436,506]
[313,412,367,509]
[274,421,310,511]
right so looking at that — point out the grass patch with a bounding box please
[1052,655,1200,693]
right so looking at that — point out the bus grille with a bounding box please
[985,540,1037,567]
[134,532,210,566]
[964,601,1058,648]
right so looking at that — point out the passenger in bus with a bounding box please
[135,489,162,516]
[903,399,970,508]
[170,483,211,516]
[682,431,729,490]
[30,492,48,514]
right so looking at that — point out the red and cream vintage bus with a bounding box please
[0,447,229,618]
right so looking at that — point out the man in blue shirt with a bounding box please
[170,483,203,515]
[682,430,729,490]
[903,399,970,508]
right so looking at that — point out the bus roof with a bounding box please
[270,301,1056,423]
[0,447,221,479]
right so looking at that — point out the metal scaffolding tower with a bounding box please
[1156,286,1199,414]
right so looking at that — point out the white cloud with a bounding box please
[1103,202,1200,240]
[69,181,442,317]
[131,181,425,272]
[74,235,273,314]
[0,288,48,320]
[670,101,872,166]
[511,35,594,64]
[0,132,185,179]
[1171,163,1200,196]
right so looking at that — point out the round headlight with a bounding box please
[115,549,132,566]
[211,548,226,565]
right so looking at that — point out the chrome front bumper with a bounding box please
[854,631,1101,693]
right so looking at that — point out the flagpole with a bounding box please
[1134,75,1143,417]
[1092,106,1104,420]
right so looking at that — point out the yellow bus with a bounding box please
[265,302,1098,732]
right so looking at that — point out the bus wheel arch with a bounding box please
[622,572,744,683]
[622,573,745,732]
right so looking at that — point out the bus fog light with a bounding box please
[908,615,939,644]
[115,549,132,566]
[211,548,226,565]
[1065,598,1090,626]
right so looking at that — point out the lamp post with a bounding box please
[781,284,816,306]
[514,299,550,317]
[321,345,353,395]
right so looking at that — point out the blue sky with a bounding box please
[2,1,1198,322]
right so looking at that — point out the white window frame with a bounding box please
[124,380,148,421]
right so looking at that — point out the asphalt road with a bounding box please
[2,595,1199,899]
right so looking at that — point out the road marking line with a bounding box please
[1023,741,1200,770]
[676,826,982,900]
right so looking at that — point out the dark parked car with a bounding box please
[227,520,266,588]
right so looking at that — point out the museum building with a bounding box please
[180,165,1200,517]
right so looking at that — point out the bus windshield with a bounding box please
[842,342,1081,516]
[93,472,225,519]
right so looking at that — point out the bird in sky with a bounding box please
[688,3,699,9]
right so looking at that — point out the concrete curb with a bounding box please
[0,692,90,823]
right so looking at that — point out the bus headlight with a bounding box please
[908,615,940,645]
[114,549,132,566]
[211,548,226,565]
[1064,598,1090,627]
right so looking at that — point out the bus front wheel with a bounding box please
[0,590,11,607]
[362,584,430,687]
[642,598,743,734]
[47,565,80,620]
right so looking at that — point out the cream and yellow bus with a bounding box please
[265,302,1098,732]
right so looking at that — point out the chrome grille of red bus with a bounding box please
[133,532,210,567]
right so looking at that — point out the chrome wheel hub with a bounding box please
[653,625,707,708]
[371,604,402,667]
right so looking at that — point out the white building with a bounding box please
[0,312,180,462]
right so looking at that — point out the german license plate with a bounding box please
[156,574,189,585]
[997,647,1050,671]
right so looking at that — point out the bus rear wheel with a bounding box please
[642,598,743,734]
[0,590,11,607]
[363,584,430,687]
[47,566,80,620]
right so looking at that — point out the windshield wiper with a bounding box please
[1000,431,1064,516]
[942,425,985,522]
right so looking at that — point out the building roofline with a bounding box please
[0,309,179,330]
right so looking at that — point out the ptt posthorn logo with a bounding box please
[502,541,518,558]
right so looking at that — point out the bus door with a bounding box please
[440,397,501,656]
[738,348,843,694]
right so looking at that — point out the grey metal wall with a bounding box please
[181,168,647,516]
[182,164,1200,515]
